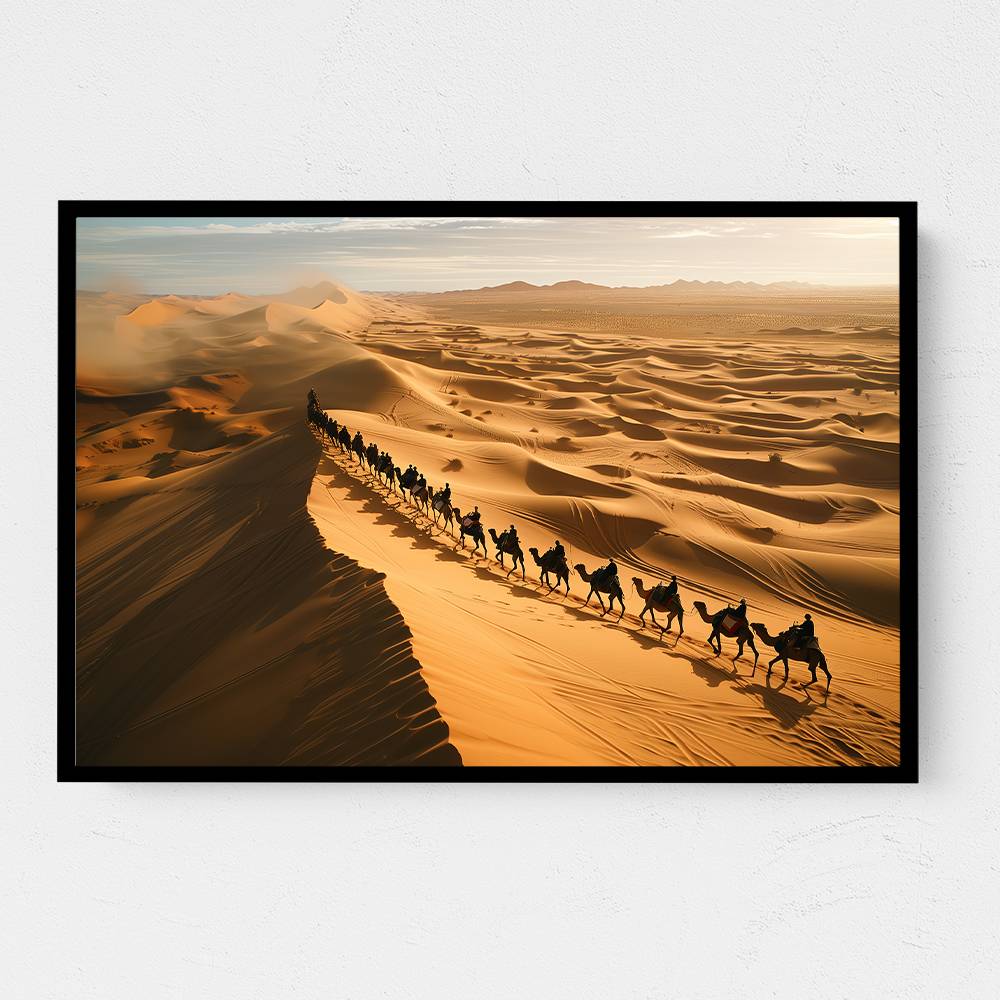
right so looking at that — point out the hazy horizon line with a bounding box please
[79,274,900,297]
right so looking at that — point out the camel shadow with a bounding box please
[624,628,671,652]
[734,673,824,729]
[627,625,683,651]
[558,603,627,628]
[430,545,469,567]
[692,656,741,688]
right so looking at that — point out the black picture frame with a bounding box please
[59,201,917,782]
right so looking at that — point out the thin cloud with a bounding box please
[811,231,897,239]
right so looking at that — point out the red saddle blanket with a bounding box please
[718,614,746,637]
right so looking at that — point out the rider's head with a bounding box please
[804,613,812,620]
[671,575,677,581]
[739,598,747,606]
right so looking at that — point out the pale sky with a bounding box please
[76,216,900,294]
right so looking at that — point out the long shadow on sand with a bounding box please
[315,437,827,729]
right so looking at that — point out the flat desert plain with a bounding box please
[75,279,900,767]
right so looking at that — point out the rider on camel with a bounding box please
[714,597,747,631]
[785,613,815,649]
[598,557,619,591]
[496,523,518,549]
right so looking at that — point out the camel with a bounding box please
[454,508,488,556]
[632,578,684,636]
[750,623,832,689]
[411,483,432,515]
[574,564,625,619]
[488,528,526,579]
[366,442,379,471]
[431,492,455,532]
[399,467,418,495]
[383,463,400,494]
[337,426,351,452]
[351,435,366,467]
[692,601,759,668]
[529,547,570,593]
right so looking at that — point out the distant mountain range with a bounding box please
[400,279,890,297]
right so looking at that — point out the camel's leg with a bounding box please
[819,654,832,689]
[596,592,608,615]
[748,636,759,667]
[677,610,684,636]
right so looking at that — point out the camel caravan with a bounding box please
[307,390,832,689]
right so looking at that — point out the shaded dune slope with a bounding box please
[76,418,459,766]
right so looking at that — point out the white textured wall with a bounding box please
[4,1,998,996]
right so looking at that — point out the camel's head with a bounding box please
[452,507,461,518]
[631,576,642,585]
[750,622,765,635]
[573,563,587,576]
[528,547,539,557]
[693,600,707,611]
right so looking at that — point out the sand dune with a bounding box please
[76,279,900,766]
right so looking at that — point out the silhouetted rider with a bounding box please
[598,558,619,590]
[714,597,747,630]
[787,613,815,648]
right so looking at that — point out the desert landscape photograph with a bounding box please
[69,209,907,772]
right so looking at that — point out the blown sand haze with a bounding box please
[76,278,900,766]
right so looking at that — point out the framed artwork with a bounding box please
[60,202,916,780]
